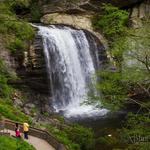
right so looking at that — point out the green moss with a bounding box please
[92,4,129,38]
[91,5,150,150]
[0,59,13,98]
[0,0,35,55]
[0,1,35,114]
[7,38,25,55]
[9,0,31,9]
[0,59,30,123]
[0,75,13,98]
[45,124,79,150]
[0,135,35,150]
[30,1,42,22]
[44,123,95,150]
[65,124,95,150]
[0,99,31,123]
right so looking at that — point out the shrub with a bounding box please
[65,124,95,150]
[7,38,25,54]
[45,123,95,150]
[92,4,129,37]
[30,3,42,22]
[0,135,35,150]
[0,59,13,98]
[0,0,35,55]
[0,99,31,123]
[0,75,12,98]
[46,124,80,150]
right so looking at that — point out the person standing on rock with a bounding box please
[23,122,29,139]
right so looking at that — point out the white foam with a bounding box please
[38,25,108,118]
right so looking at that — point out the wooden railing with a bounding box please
[0,119,67,150]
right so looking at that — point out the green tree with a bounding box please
[92,3,129,38]
[91,4,150,110]
[91,4,150,150]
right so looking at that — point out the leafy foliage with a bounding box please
[123,21,150,82]
[65,124,95,150]
[45,123,95,150]
[95,70,128,110]
[0,59,30,123]
[0,135,35,150]
[92,3,129,37]
[47,124,80,150]
[0,99,31,123]
[0,0,34,55]
[0,1,34,98]
[0,59,13,98]
[117,113,150,150]
[30,1,42,22]
[8,0,31,8]
[91,4,150,150]
[91,4,150,109]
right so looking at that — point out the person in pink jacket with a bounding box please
[15,123,21,138]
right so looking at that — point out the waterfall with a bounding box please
[38,25,108,118]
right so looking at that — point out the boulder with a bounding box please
[25,103,36,109]
[14,99,23,107]
[24,107,31,115]
[41,13,106,45]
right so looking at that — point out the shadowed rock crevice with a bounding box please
[40,0,143,14]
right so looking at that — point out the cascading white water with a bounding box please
[38,25,108,118]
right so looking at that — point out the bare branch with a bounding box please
[136,82,150,98]
[128,98,150,112]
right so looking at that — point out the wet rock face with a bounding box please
[83,30,108,69]
[12,34,51,114]
[0,36,17,74]
[41,13,107,46]
[41,0,143,14]
[0,34,50,113]
[90,0,143,8]
[41,13,93,30]
[129,0,150,28]
[17,34,49,95]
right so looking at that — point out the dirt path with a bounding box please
[8,130,55,150]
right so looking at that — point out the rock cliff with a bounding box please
[40,0,143,14]
[130,0,150,28]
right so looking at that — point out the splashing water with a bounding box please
[38,25,108,118]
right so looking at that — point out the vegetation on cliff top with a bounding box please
[0,0,34,55]
[92,3,128,38]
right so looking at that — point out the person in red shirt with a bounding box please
[15,123,21,138]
